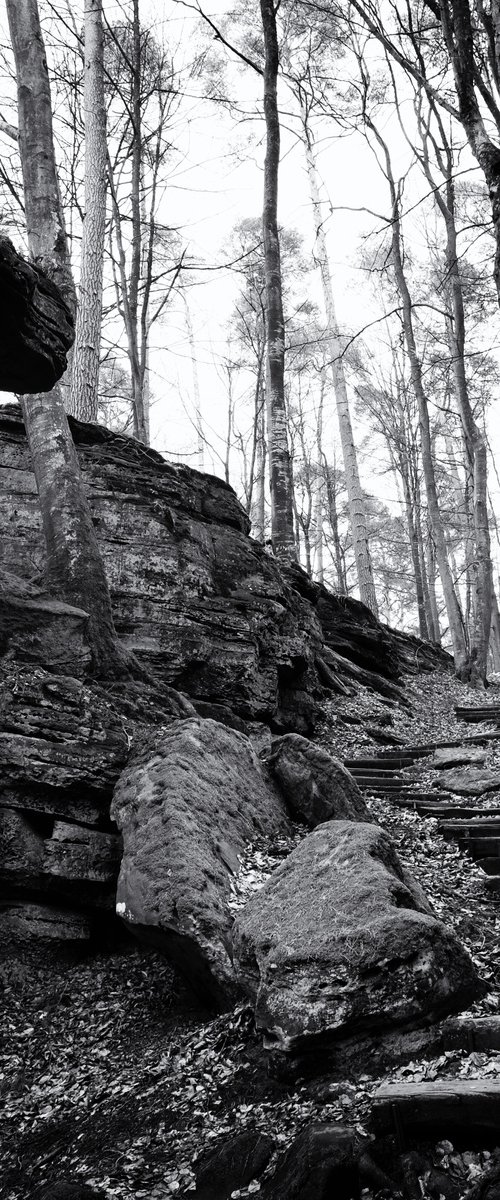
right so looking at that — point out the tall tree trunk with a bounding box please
[253,387,267,542]
[439,0,500,306]
[415,91,492,680]
[314,374,325,583]
[426,533,442,644]
[6,0,135,678]
[399,452,429,639]
[183,296,205,470]
[324,456,348,594]
[259,0,296,561]
[70,0,106,423]
[369,117,467,671]
[490,586,500,671]
[300,104,378,614]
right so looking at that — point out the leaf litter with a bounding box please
[3,670,500,1199]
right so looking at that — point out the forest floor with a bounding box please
[2,670,500,1200]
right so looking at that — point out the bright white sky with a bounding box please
[2,0,500,613]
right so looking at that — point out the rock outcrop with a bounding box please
[0,236,74,393]
[111,718,292,1005]
[268,733,370,826]
[0,405,452,951]
[0,404,450,736]
[0,664,193,946]
[232,822,482,1063]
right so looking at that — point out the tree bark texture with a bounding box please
[439,0,500,304]
[70,0,107,423]
[301,111,379,614]
[5,0,76,316]
[6,0,133,678]
[259,0,296,561]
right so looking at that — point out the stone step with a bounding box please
[416,802,500,819]
[371,1080,500,1142]
[439,819,500,838]
[376,732,500,755]
[442,1017,500,1052]
[459,836,500,857]
[455,707,500,724]
[353,778,408,790]
[348,767,401,779]
[371,792,456,805]
[344,757,419,769]
[476,857,500,875]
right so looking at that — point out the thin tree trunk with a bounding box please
[184,296,204,470]
[259,0,296,560]
[300,106,378,614]
[253,387,266,542]
[6,0,136,678]
[490,586,500,671]
[314,374,325,583]
[324,455,348,594]
[415,90,492,680]
[246,348,265,516]
[400,454,429,639]
[426,533,442,644]
[369,117,467,672]
[412,460,439,641]
[69,0,106,423]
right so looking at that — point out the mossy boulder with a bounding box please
[232,821,482,1060]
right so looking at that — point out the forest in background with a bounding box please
[2,0,500,683]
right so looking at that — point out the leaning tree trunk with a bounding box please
[70,0,106,423]
[259,0,296,561]
[300,106,378,614]
[6,0,136,678]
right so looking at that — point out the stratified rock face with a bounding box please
[268,734,370,826]
[434,767,500,796]
[0,666,130,944]
[0,404,451,733]
[232,822,482,1056]
[0,668,129,823]
[111,718,292,1006]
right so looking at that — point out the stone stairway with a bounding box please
[347,705,500,1157]
[344,712,500,895]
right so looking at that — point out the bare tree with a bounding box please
[6,0,137,678]
[70,0,107,423]
[259,0,296,559]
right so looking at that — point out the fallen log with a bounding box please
[0,235,74,392]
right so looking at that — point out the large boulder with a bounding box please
[189,1130,274,1200]
[268,733,369,826]
[260,1123,360,1200]
[232,821,482,1060]
[111,718,292,1006]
